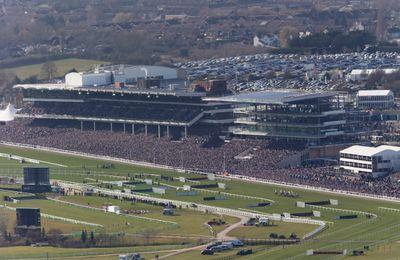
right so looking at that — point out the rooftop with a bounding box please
[204,90,336,105]
[341,145,400,157]
[350,68,399,75]
[13,84,206,97]
[358,90,393,97]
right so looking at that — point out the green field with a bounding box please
[1,144,400,259]
[0,208,83,234]
[2,58,108,80]
[0,245,182,260]
[227,223,317,239]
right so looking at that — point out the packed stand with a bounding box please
[1,120,400,198]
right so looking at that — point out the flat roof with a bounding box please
[351,68,399,75]
[341,145,400,157]
[204,90,336,105]
[358,90,393,96]
[13,84,205,97]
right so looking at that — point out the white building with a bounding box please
[253,35,280,48]
[356,90,394,109]
[340,145,400,177]
[347,68,399,81]
[349,21,365,32]
[111,65,180,84]
[65,71,112,87]
[64,65,182,87]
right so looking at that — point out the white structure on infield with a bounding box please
[356,90,394,109]
[340,145,400,177]
[105,205,121,214]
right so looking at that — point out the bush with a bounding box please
[269,233,278,239]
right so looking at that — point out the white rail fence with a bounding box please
[57,181,327,239]
[2,141,400,204]
[0,204,102,227]
[47,197,178,226]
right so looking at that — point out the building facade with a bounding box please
[356,90,394,110]
[340,145,400,177]
[207,90,367,144]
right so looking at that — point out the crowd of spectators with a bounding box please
[2,119,400,198]
[20,103,202,123]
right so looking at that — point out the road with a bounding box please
[158,216,248,259]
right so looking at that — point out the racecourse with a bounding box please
[1,143,400,259]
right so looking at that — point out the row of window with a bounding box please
[358,96,393,101]
[340,160,372,169]
[340,153,371,161]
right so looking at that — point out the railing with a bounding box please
[7,141,400,242]
[0,204,102,227]
[2,141,400,204]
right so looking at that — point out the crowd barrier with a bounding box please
[6,141,400,240]
[2,141,400,204]
[47,197,178,226]
[57,180,327,237]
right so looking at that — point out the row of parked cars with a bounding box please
[201,239,246,255]
[177,51,400,93]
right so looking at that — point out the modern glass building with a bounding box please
[206,90,367,144]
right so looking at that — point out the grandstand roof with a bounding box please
[204,90,336,105]
[13,84,205,97]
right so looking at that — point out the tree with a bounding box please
[279,26,297,47]
[47,229,63,245]
[41,227,46,239]
[81,230,87,243]
[22,75,38,84]
[112,12,134,24]
[0,71,17,97]
[26,229,41,243]
[90,231,95,243]
[40,61,58,81]
[269,233,278,239]
[366,70,385,88]
[0,215,8,241]
[283,70,294,80]
[67,68,78,74]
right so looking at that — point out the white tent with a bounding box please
[0,104,19,122]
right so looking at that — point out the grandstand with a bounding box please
[206,90,368,144]
[14,82,233,138]
[10,66,370,148]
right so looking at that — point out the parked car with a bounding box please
[229,239,244,247]
[201,249,214,255]
[237,249,253,255]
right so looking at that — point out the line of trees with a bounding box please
[274,31,377,54]
[366,70,400,97]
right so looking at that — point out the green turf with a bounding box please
[0,244,186,259]
[2,58,109,80]
[227,223,318,239]
[57,195,219,237]
[2,144,400,259]
[0,208,83,233]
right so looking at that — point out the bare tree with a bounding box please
[40,61,58,81]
